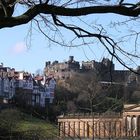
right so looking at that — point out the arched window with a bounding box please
[126,116,131,131]
[137,116,140,136]
[131,116,137,136]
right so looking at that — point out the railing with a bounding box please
[58,112,122,119]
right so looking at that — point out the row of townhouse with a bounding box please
[0,64,56,108]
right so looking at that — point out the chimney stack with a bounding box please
[69,56,74,62]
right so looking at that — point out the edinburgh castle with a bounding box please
[44,56,139,83]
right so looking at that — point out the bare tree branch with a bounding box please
[0,2,140,28]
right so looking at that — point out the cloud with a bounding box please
[11,42,27,54]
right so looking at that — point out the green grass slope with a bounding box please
[0,108,58,139]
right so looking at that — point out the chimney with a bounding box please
[45,61,51,67]
[69,56,74,62]
[0,63,3,67]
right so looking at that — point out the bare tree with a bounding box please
[66,71,125,113]
[0,0,140,69]
[67,72,102,113]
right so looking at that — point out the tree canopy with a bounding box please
[1,0,140,69]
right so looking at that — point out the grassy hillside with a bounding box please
[0,108,59,139]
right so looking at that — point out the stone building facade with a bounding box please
[58,104,140,139]
[44,56,80,80]
[44,56,140,84]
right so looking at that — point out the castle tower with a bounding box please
[69,56,74,62]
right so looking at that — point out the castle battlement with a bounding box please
[44,56,140,85]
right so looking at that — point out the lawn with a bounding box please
[0,108,59,139]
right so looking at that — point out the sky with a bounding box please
[0,24,98,73]
[0,2,139,74]
[0,15,109,73]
